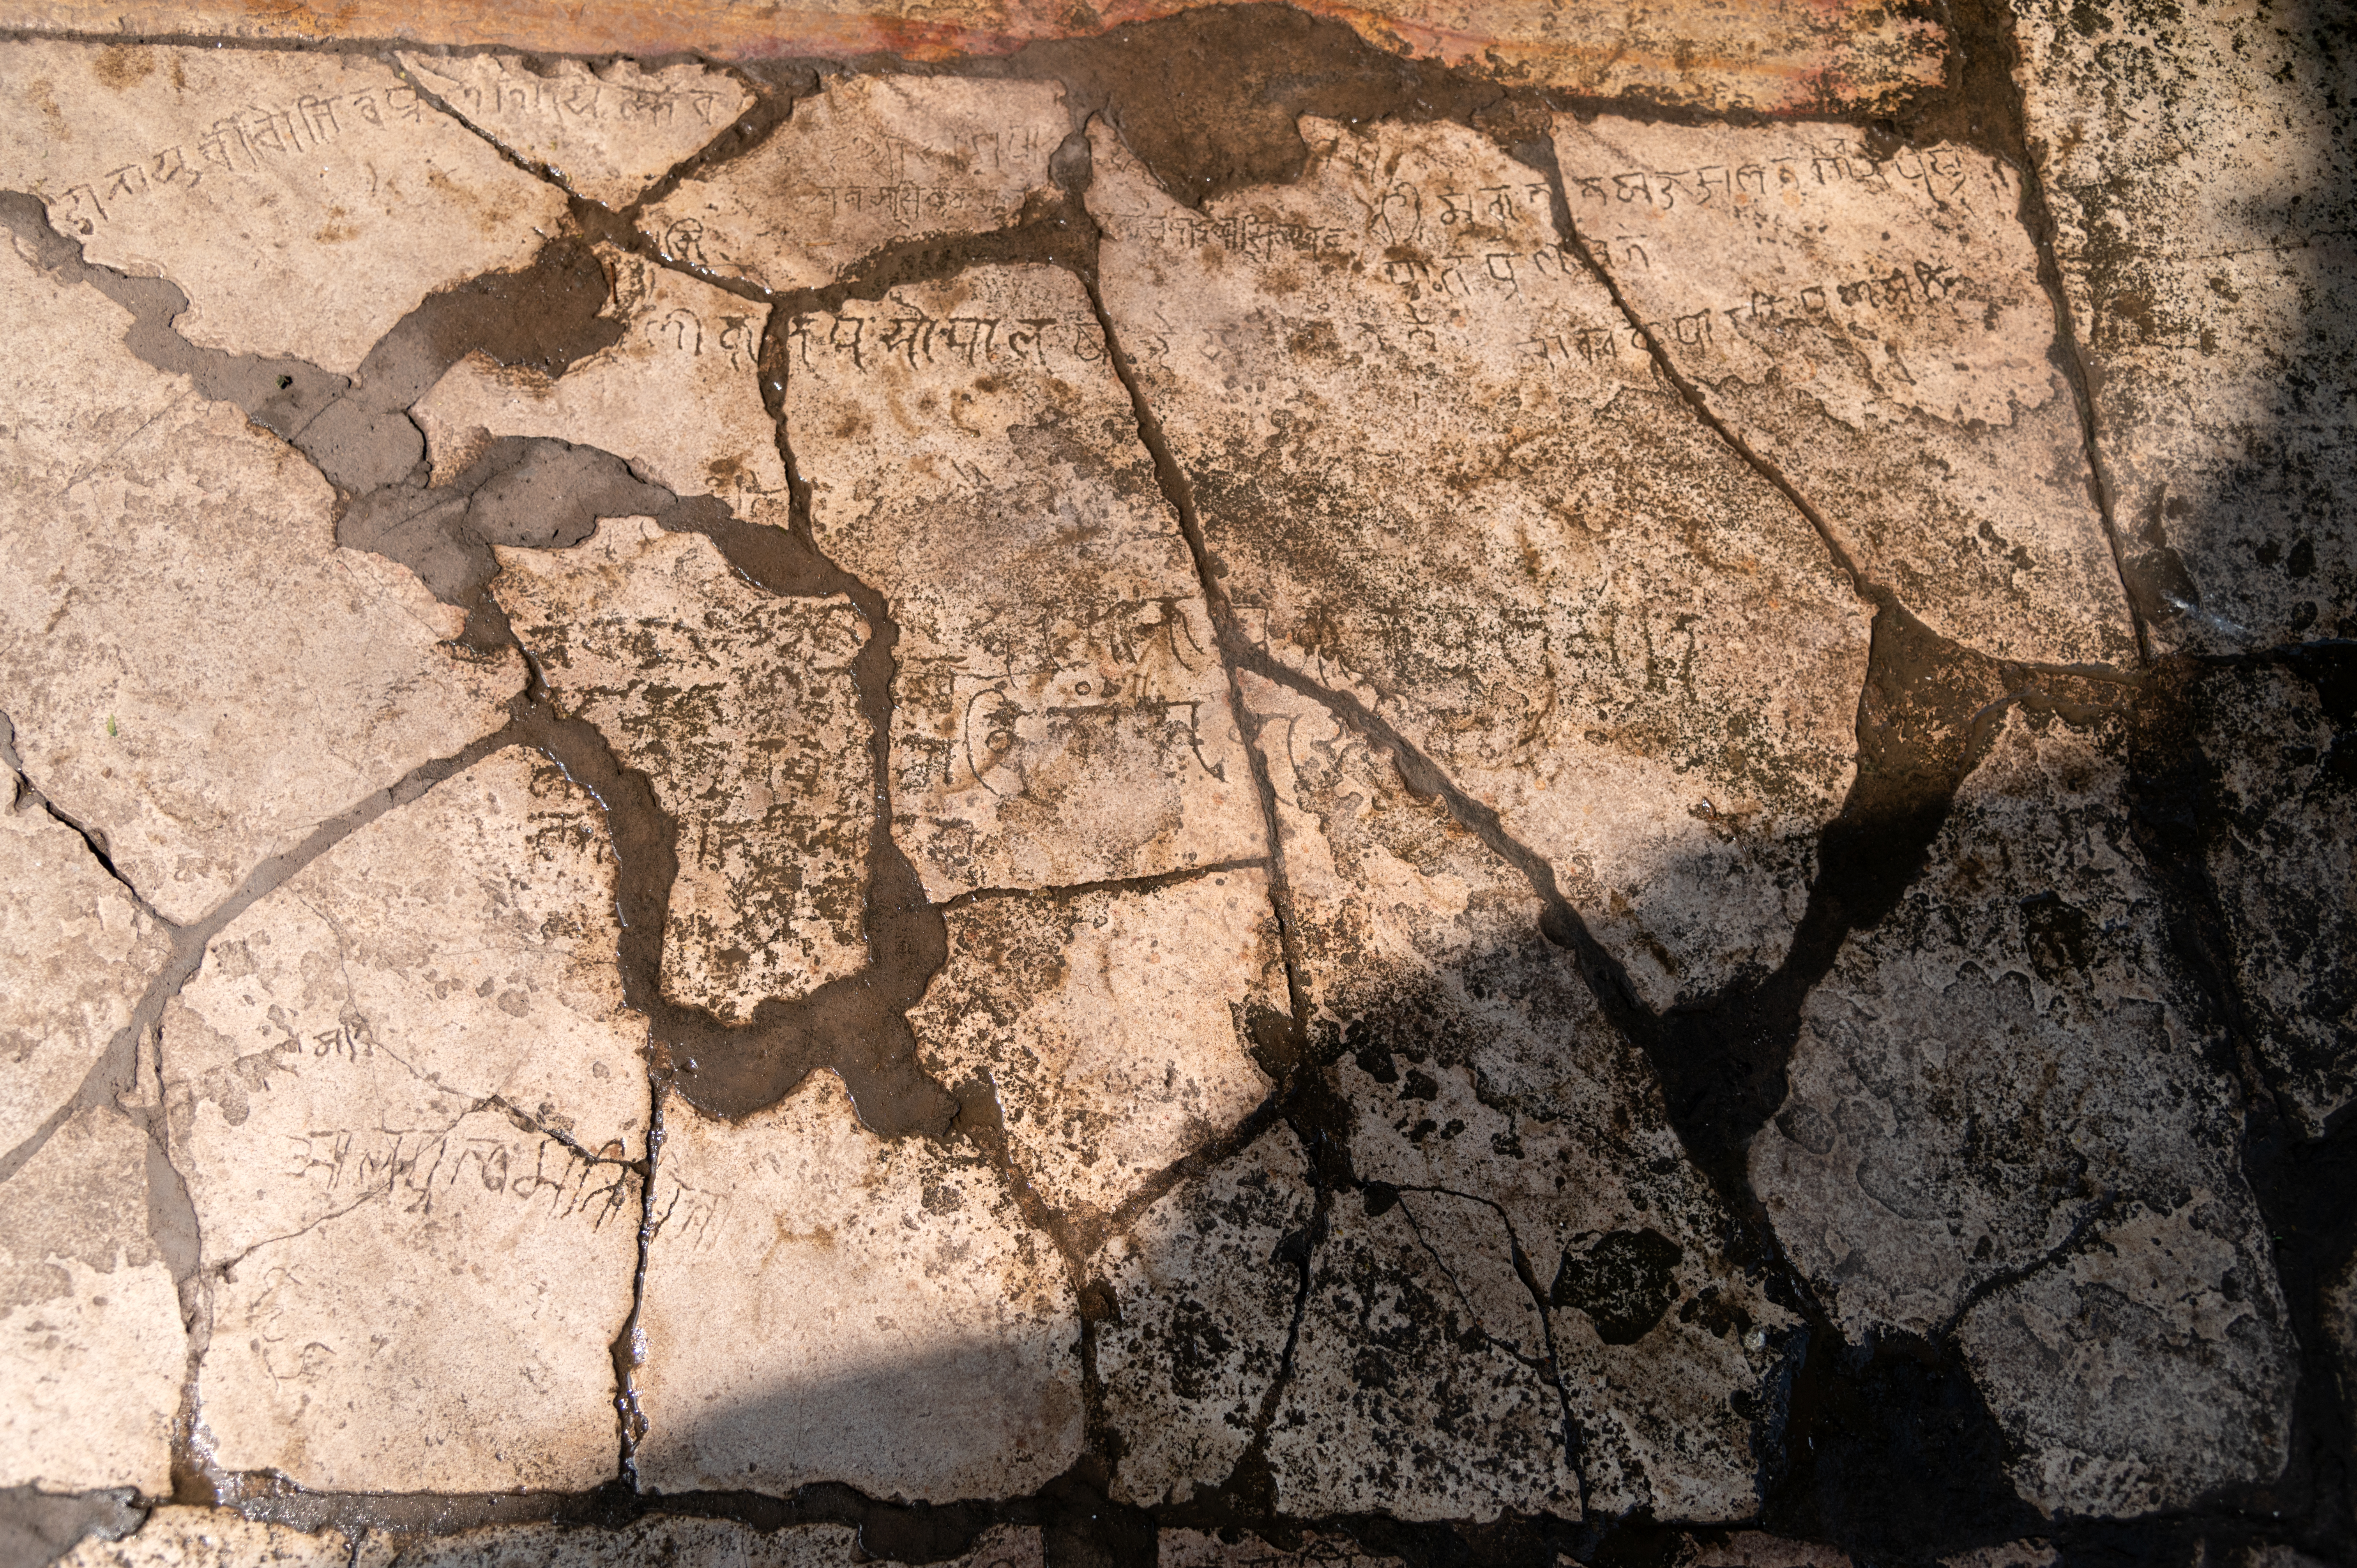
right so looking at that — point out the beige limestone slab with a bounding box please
[399,52,751,209]
[0,42,569,373]
[637,1070,1082,1501]
[2191,660,2357,1135]
[915,874,1279,1227]
[0,769,171,1151]
[165,746,647,1493]
[415,245,787,508]
[0,1104,183,1495]
[366,1519,1041,1568]
[495,517,872,1022]
[1243,670,1798,1520]
[1091,117,1868,1011]
[788,263,1266,898]
[1548,115,2132,667]
[2012,0,2357,651]
[57,1508,354,1568]
[645,74,1065,291]
[1751,706,2296,1513]
[0,238,519,925]
[1093,1127,1312,1507]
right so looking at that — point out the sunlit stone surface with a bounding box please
[0,6,2350,1562]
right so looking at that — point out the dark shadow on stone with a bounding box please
[0,1489,140,1568]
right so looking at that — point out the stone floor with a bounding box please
[0,2,2350,1564]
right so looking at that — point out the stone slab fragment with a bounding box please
[2012,0,2357,650]
[646,76,1064,291]
[2188,657,2357,1134]
[1244,671,1799,1520]
[0,238,519,925]
[1093,118,1867,1011]
[415,246,787,508]
[789,263,1265,898]
[165,746,648,1493]
[1548,115,2131,666]
[0,1104,183,1495]
[1751,706,2296,1513]
[1159,1532,1406,1568]
[364,1519,1041,1568]
[399,52,751,208]
[0,3,1943,115]
[57,1508,353,1568]
[0,772,171,1151]
[0,42,569,373]
[636,1070,1083,1502]
[1093,1127,1313,1506]
[496,518,871,1022]
[914,874,1280,1226]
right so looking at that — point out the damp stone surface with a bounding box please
[1,6,2353,1567]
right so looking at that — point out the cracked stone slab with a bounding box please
[1092,1125,1313,1507]
[2186,656,2357,1134]
[645,75,1065,291]
[1091,117,1868,1010]
[2011,0,2357,651]
[1244,671,1800,1520]
[1751,705,2297,1513]
[363,1519,1043,1568]
[0,1104,184,1495]
[789,263,1267,898]
[55,1508,354,1568]
[0,237,520,925]
[637,1070,1084,1502]
[163,745,648,1493]
[1,770,171,1152]
[415,244,788,510]
[398,52,752,208]
[496,518,871,1021]
[913,873,1281,1227]
[1547,115,2133,667]
[1158,1531,1408,1568]
[0,41,569,373]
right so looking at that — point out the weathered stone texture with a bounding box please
[636,1070,1083,1501]
[1093,1127,1313,1506]
[399,53,752,208]
[0,238,519,925]
[165,747,647,1493]
[646,75,1066,291]
[496,519,873,1021]
[56,1508,354,1568]
[1245,672,1799,1520]
[1092,117,1868,1011]
[0,770,171,1152]
[1157,1532,1407,1568]
[1548,116,2133,667]
[0,42,569,373]
[789,263,1266,898]
[2012,0,2357,651]
[415,245,787,510]
[915,874,1281,1227]
[365,1519,1043,1568]
[1753,706,2295,1514]
[0,1104,184,1496]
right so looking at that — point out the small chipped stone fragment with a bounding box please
[415,245,787,509]
[0,238,519,925]
[0,769,171,1151]
[0,1105,184,1496]
[1753,707,2297,1512]
[645,75,1065,290]
[166,747,648,1493]
[1093,1128,1313,1506]
[0,42,569,372]
[790,263,1265,897]
[496,517,873,1021]
[637,1071,1083,1501]
[1091,118,1867,1007]
[399,52,753,208]
[1548,115,2133,666]
[914,874,1281,1227]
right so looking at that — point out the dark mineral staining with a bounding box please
[1550,1228,1684,1346]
